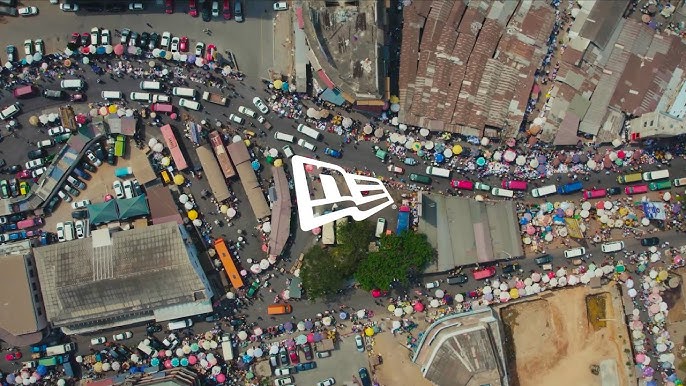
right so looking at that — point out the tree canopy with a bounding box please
[300,246,346,300]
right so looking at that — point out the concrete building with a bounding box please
[33,222,214,334]
[412,308,509,386]
[417,193,523,272]
[626,71,686,139]
[0,240,48,346]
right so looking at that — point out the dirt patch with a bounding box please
[372,329,432,386]
[587,293,608,330]
[500,286,631,386]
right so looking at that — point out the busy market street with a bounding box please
[1,1,686,386]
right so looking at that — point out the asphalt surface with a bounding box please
[1,1,686,377]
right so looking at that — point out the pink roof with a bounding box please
[160,124,188,171]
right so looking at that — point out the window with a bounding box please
[29,269,34,278]
[34,294,40,303]
[32,282,37,291]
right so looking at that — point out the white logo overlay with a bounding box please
[291,155,394,231]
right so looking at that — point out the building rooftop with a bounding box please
[418,194,523,272]
[0,253,38,336]
[34,222,210,329]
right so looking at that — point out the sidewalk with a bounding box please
[271,8,294,80]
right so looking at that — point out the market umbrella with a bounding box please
[114,44,125,55]
[296,334,308,344]
[374,128,384,138]
[476,157,487,167]
[297,322,306,331]
[174,174,185,185]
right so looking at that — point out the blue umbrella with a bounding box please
[476,157,486,167]
[159,50,166,58]
[282,82,289,91]
[150,358,160,366]
[519,217,529,225]
[187,54,196,64]
[339,312,347,320]
[96,46,106,55]
[434,153,445,163]
[251,160,260,170]
[171,358,180,367]
[242,354,253,363]
[180,358,189,366]
[36,364,48,376]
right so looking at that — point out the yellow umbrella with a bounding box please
[108,105,118,113]
[509,288,519,299]
[244,139,251,147]
[273,79,283,90]
[29,116,39,126]
[452,144,462,155]
[187,210,198,220]
[273,159,283,167]
[160,157,171,166]
[387,304,395,312]
[658,271,669,281]
[93,362,103,373]
[174,174,185,185]
[389,95,400,104]
[412,142,421,151]
[364,327,375,337]
[220,205,229,213]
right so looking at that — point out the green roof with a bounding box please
[117,196,150,220]
[87,200,119,225]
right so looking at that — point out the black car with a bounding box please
[148,33,160,50]
[146,323,162,334]
[302,343,313,361]
[93,144,105,161]
[201,2,211,21]
[133,180,143,196]
[359,368,372,386]
[502,263,521,274]
[534,254,553,265]
[27,148,46,160]
[446,274,468,285]
[5,165,22,174]
[106,3,125,12]
[278,347,288,366]
[107,147,116,165]
[8,179,18,197]
[8,213,26,222]
[81,162,97,172]
[640,237,660,247]
[72,209,89,219]
[80,33,89,47]
[44,196,61,215]
[606,187,622,195]
[83,4,104,12]
[6,45,16,62]
[140,32,150,48]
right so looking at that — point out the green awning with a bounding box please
[87,200,119,225]
[117,196,150,220]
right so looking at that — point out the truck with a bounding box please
[17,217,43,230]
[38,355,69,367]
[221,334,234,361]
[202,91,227,106]
[425,166,451,178]
[45,343,75,357]
[114,135,126,157]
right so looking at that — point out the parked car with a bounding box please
[534,254,553,265]
[18,6,39,16]
[358,368,371,386]
[6,45,17,62]
[120,28,131,45]
[179,36,189,52]
[188,0,198,17]
[170,37,180,52]
[354,335,364,352]
[23,39,33,56]
[165,0,174,14]
[640,237,660,247]
[287,345,298,364]
[72,199,91,209]
[34,39,44,55]
[101,29,111,45]
[316,378,335,386]
[302,343,313,361]
[160,32,171,49]
[223,0,231,19]
[113,180,125,198]
[278,347,288,366]
[27,149,46,160]
[56,222,65,242]
[424,280,439,289]
[90,336,106,345]
[295,362,316,371]
[48,126,68,136]
[5,352,22,361]
[60,3,79,12]
[86,150,102,167]
[324,148,342,158]
[252,97,268,114]
[113,331,133,341]
[195,42,205,57]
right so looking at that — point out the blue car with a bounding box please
[295,362,317,371]
[324,148,342,158]
[359,368,372,386]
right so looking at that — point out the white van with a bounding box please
[375,218,386,237]
[63,221,75,241]
[642,170,670,181]
[601,241,625,253]
[425,166,451,178]
[531,184,557,198]
[273,131,295,143]
[674,177,686,187]
[297,139,316,151]
[0,103,21,120]
[101,91,123,100]
[564,247,585,259]
[152,94,171,103]
[282,145,295,158]
[167,319,193,330]
[60,79,85,89]
[172,87,197,99]
[130,92,151,102]
[491,188,514,198]
[220,334,234,361]
[179,98,201,111]
[140,81,161,90]
[296,124,322,140]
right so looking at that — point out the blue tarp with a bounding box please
[397,211,410,234]
[320,88,346,106]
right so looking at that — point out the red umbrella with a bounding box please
[81,46,90,54]
[114,44,125,56]
[371,289,382,298]
[75,114,87,124]
[617,150,626,159]
[261,244,268,252]
[413,302,425,312]
[311,227,321,235]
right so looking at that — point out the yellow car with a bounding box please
[19,181,29,195]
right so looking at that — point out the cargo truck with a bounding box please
[202,91,227,106]
[45,343,75,356]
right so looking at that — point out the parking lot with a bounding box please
[290,334,371,386]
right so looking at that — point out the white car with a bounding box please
[160,32,171,50]
[113,180,125,198]
[86,150,102,167]
[355,335,364,351]
[316,378,335,386]
[297,139,316,152]
[228,114,244,125]
[123,180,134,199]
[72,199,91,209]
[252,97,268,114]
[58,190,72,203]
[275,368,292,376]
[37,139,55,148]
[34,39,45,55]
[273,1,288,11]
[170,37,180,53]
[90,336,107,345]
[56,222,65,242]
[23,40,33,56]
[63,221,74,241]
[31,167,47,178]
[425,280,440,289]
[129,2,144,10]
[195,42,205,57]
[257,115,266,124]
[18,6,39,16]
[274,378,294,386]
[60,3,79,12]
[238,106,256,118]
[90,27,100,46]
[152,94,171,103]
[75,220,85,239]
[25,159,44,170]
[113,331,133,341]
[100,29,111,45]
[212,1,219,17]
[48,126,67,136]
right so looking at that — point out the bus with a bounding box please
[214,238,244,289]
[114,135,126,157]
[209,131,236,179]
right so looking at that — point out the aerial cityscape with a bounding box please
[1,0,686,385]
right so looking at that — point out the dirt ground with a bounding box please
[666,269,686,379]
[371,328,433,386]
[500,286,632,386]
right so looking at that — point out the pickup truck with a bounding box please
[202,91,227,106]
[45,343,76,356]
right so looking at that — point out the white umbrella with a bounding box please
[250,264,262,274]
[259,259,270,270]
[148,137,159,147]
[434,289,444,298]
[184,201,194,210]
[262,222,272,233]
[237,331,248,340]
[394,307,404,317]
[192,219,202,226]
[419,128,429,137]
[179,194,189,204]
[515,155,527,166]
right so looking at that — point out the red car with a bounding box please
[287,345,299,364]
[188,0,198,17]
[165,0,174,14]
[223,0,231,19]
[472,266,496,280]
[450,180,474,190]
[583,189,607,200]
[5,352,21,361]
[16,170,32,180]
[179,36,189,52]
[70,32,81,46]
[625,184,648,195]
[205,44,216,62]
[501,179,528,191]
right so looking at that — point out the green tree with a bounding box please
[300,246,347,299]
[335,220,375,273]
[355,232,435,291]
